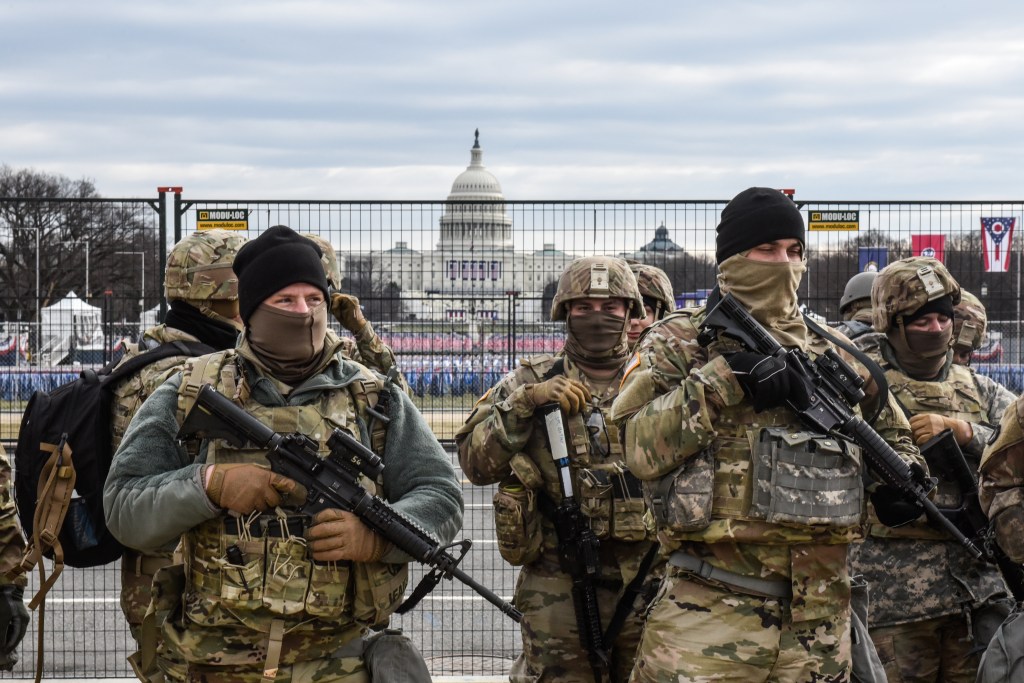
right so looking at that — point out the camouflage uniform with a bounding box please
[0,447,28,669]
[952,290,987,363]
[610,307,921,683]
[111,229,245,679]
[0,450,26,587]
[336,327,407,394]
[628,263,675,320]
[104,340,462,683]
[457,257,659,683]
[849,258,1014,683]
[625,262,676,353]
[979,396,1024,564]
[954,290,986,348]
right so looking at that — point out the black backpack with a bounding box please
[13,340,212,601]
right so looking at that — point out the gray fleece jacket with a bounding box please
[103,355,463,564]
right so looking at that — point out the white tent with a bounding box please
[141,305,160,331]
[38,291,105,366]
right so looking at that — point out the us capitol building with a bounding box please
[341,131,568,323]
[344,131,681,323]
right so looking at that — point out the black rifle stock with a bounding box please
[178,383,522,622]
[920,430,1024,601]
[539,403,609,681]
[699,291,984,560]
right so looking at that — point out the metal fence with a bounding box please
[1,192,1023,678]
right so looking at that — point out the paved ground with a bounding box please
[0,447,521,680]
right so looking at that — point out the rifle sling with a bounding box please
[802,314,890,426]
[535,491,639,592]
[602,542,659,646]
[396,558,454,615]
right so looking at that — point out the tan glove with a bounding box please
[526,376,591,415]
[908,413,974,447]
[306,509,390,562]
[331,293,367,333]
[204,464,305,515]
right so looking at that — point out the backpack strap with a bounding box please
[17,340,213,683]
[18,435,75,683]
[20,437,75,608]
[104,340,214,388]
[345,363,391,457]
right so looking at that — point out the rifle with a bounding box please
[698,290,985,560]
[539,403,609,682]
[178,383,522,623]
[920,430,1024,601]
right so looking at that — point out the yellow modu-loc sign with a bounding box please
[196,209,249,231]
[808,210,859,231]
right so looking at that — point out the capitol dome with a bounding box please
[439,130,512,249]
[449,136,504,199]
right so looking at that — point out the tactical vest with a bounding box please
[492,354,651,566]
[173,350,407,658]
[870,360,988,540]
[647,321,865,548]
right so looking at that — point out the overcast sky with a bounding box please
[3,1,1023,201]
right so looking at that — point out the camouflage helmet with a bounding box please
[953,289,987,350]
[551,256,644,321]
[871,256,961,333]
[627,261,675,319]
[299,233,341,289]
[839,271,877,314]
[164,229,245,302]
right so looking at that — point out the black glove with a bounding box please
[870,463,932,528]
[724,351,810,413]
[0,585,28,670]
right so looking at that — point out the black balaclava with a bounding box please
[163,300,239,350]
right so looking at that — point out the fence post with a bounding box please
[156,186,183,321]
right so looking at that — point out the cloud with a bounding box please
[2,1,1024,200]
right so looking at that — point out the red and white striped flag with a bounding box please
[981,217,1016,273]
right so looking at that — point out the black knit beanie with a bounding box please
[715,187,805,263]
[901,295,955,328]
[233,225,330,324]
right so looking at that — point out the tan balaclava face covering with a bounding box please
[717,252,808,349]
[246,301,329,384]
[888,320,953,379]
[564,308,631,370]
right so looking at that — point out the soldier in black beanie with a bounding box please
[715,186,805,264]
[613,186,918,683]
[103,221,462,682]
[226,224,335,384]
[233,224,330,325]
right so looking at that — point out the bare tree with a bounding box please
[0,166,158,326]
[804,230,909,321]
[339,254,409,323]
[633,251,719,301]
